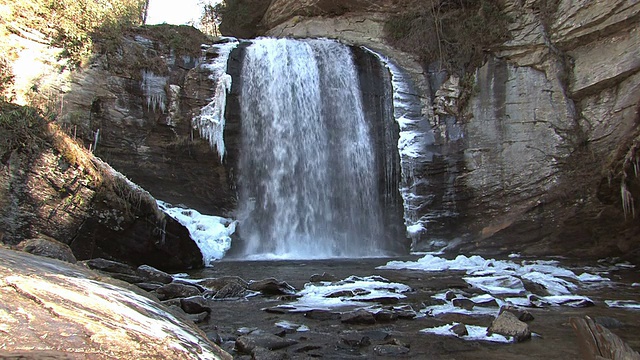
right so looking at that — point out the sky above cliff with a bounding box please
[146,0,221,25]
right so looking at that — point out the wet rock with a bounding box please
[499,305,534,322]
[445,291,458,301]
[362,330,391,341]
[450,323,469,337]
[172,279,206,292]
[360,296,400,305]
[594,316,624,329]
[252,347,286,360]
[180,296,211,314]
[248,278,296,295]
[16,236,77,263]
[263,306,290,314]
[373,344,410,356]
[304,309,340,320]
[326,290,355,298]
[235,334,298,353]
[198,276,249,291]
[109,273,146,284]
[392,305,417,319]
[386,338,410,348]
[373,310,398,322]
[162,298,182,307]
[207,330,223,345]
[294,345,323,353]
[474,297,500,307]
[340,333,371,348]
[214,282,247,299]
[136,282,163,291]
[136,265,173,284]
[186,311,209,324]
[452,298,475,310]
[155,282,201,301]
[84,258,136,275]
[488,311,531,342]
[310,272,338,282]
[341,309,376,325]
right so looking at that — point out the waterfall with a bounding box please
[236,38,387,259]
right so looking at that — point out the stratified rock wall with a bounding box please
[245,0,640,260]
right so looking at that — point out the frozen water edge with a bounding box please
[157,200,236,266]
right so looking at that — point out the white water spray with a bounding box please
[236,38,386,259]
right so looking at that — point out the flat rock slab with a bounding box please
[0,247,230,359]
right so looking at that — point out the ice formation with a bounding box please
[157,200,236,266]
[380,253,608,310]
[420,323,512,343]
[141,70,167,113]
[193,38,239,161]
[279,275,411,312]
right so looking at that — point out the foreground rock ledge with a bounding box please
[0,247,231,360]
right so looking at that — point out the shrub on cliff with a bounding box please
[384,0,511,74]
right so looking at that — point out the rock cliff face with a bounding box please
[0,104,203,270]
[221,0,640,261]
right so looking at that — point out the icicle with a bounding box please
[621,181,635,219]
[192,38,239,162]
[141,70,167,113]
[194,74,232,161]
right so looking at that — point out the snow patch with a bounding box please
[157,200,236,266]
[281,276,411,312]
[420,323,512,343]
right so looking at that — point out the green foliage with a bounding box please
[1,0,147,69]
[384,0,512,74]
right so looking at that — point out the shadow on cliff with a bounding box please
[0,100,204,270]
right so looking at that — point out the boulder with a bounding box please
[309,272,338,282]
[0,247,230,359]
[341,309,376,325]
[373,344,410,356]
[180,296,212,314]
[488,311,531,342]
[452,298,475,311]
[84,258,136,275]
[340,333,371,348]
[499,305,534,322]
[155,283,202,301]
[304,309,341,321]
[213,282,247,299]
[248,278,296,295]
[137,265,173,284]
[199,276,249,291]
[235,334,298,354]
[373,310,398,323]
[15,236,77,263]
[450,323,469,337]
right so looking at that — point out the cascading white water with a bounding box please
[236,38,386,259]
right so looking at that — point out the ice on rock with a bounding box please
[380,253,609,310]
[141,70,167,113]
[193,40,239,161]
[281,276,411,312]
[463,275,526,296]
[420,323,512,343]
[605,300,640,309]
[157,200,236,266]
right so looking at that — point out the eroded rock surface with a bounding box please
[0,247,230,359]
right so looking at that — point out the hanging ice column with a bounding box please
[193,39,239,161]
[236,38,387,259]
